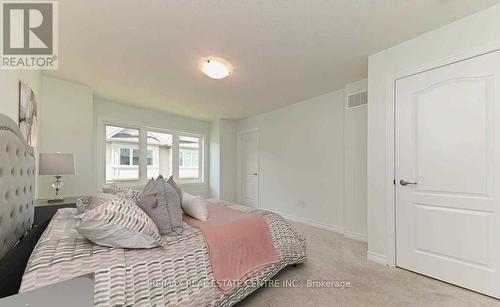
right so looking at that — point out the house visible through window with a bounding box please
[133,149,139,165]
[146,131,172,180]
[106,125,140,182]
[147,150,153,165]
[104,124,202,184]
[118,148,139,166]
[179,136,200,179]
[119,148,129,165]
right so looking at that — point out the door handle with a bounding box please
[252,173,258,176]
[399,179,417,186]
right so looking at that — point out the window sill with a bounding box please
[101,181,206,190]
[178,182,206,187]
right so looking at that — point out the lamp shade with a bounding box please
[39,153,75,175]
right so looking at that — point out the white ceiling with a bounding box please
[47,0,500,120]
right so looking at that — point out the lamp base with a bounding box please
[50,175,64,203]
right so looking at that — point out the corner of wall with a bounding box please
[209,119,221,199]
[37,77,94,199]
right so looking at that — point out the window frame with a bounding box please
[98,118,205,189]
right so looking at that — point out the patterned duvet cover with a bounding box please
[20,201,307,306]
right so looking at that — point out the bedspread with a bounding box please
[20,201,307,306]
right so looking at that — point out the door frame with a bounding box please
[237,128,260,208]
[384,40,500,267]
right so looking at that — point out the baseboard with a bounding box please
[268,209,373,244]
[367,250,387,265]
[273,208,387,266]
[343,230,368,242]
[269,210,344,234]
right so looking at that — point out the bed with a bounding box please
[0,113,307,306]
[0,113,39,298]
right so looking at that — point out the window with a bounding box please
[118,148,139,166]
[105,125,140,182]
[146,131,172,179]
[132,149,139,165]
[147,150,153,166]
[179,151,199,168]
[102,123,203,185]
[119,148,129,165]
[179,136,201,179]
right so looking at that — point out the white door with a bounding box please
[238,130,259,208]
[396,51,500,298]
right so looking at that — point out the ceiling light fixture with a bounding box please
[201,58,232,79]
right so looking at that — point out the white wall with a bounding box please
[219,119,237,202]
[238,90,345,230]
[343,79,367,241]
[37,77,94,199]
[94,98,211,197]
[367,3,500,263]
[0,70,42,195]
[209,119,237,201]
[210,120,221,199]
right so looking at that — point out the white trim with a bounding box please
[270,210,344,234]
[268,209,367,243]
[384,40,500,268]
[345,103,368,112]
[367,251,387,265]
[344,230,368,242]
[236,128,260,208]
[273,210,370,242]
[96,116,208,191]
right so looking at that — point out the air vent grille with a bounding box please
[347,91,367,109]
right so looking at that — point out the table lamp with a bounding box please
[39,153,75,202]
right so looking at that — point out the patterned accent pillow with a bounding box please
[102,186,140,202]
[76,193,125,214]
[75,196,161,249]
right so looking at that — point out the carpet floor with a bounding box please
[236,222,500,307]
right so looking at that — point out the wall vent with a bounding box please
[346,91,368,109]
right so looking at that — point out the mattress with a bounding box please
[19,200,307,306]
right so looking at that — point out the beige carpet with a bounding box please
[236,222,499,307]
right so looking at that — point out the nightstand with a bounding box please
[0,275,93,306]
[34,197,79,226]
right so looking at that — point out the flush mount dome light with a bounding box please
[201,58,232,79]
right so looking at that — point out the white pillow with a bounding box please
[181,191,209,221]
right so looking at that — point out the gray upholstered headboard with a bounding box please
[0,113,35,261]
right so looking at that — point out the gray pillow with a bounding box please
[137,176,183,235]
[167,176,182,201]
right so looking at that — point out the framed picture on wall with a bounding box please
[19,81,38,146]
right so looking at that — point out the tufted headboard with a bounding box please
[0,113,35,261]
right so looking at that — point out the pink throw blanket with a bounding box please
[184,203,278,293]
